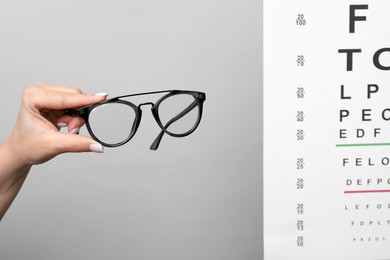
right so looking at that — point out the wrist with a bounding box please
[0,139,32,176]
[0,141,31,221]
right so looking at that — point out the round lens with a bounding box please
[88,102,137,145]
[157,94,199,135]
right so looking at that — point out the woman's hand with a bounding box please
[5,83,108,166]
[0,83,108,220]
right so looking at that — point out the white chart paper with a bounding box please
[264,1,390,259]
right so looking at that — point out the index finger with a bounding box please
[30,87,108,110]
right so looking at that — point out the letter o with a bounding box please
[382,157,390,165]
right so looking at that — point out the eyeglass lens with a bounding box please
[157,94,199,135]
[88,103,136,145]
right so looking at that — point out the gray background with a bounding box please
[0,0,262,259]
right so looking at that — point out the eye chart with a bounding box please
[264,1,390,259]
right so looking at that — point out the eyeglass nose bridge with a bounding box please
[138,102,155,108]
[138,102,162,122]
[137,101,161,128]
[137,102,159,121]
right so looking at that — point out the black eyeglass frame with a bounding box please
[70,90,206,150]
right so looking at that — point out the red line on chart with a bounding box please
[344,189,390,194]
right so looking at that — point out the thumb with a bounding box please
[54,134,104,154]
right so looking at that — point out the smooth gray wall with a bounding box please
[0,0,262,259]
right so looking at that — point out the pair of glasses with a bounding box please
[68,90,206,150]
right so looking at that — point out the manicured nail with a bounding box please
[89,143,104,153]
[69,127,80,135]
[95,92,109,97]
[57,122,68,128]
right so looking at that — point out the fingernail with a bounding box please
[89,143,104,153]
[95,92,109,97]
[69,127,80,135]
[57,122,68,128]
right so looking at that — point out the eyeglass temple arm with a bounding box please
[150,100,198,150]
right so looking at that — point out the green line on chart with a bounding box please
[336,143,390,147]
